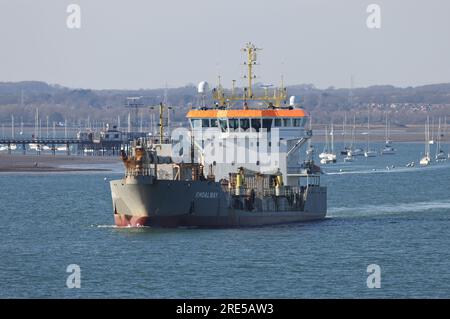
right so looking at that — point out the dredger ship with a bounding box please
[110,43,327,227]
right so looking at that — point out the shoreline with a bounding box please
[1,137,447,173]
[0,154,121,173]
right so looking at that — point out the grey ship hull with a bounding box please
[110,177,327,227]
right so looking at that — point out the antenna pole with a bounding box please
[243,42,259,99]
[247,47,253,98]
[159,102,164,143]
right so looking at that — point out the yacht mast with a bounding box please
[331,123,335,154]
[323,125,329,153]
[425,116,430,157]
[367,108,371,151]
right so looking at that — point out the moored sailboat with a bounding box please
[420,116,431,166]
[364,109,377,157]
[381,112,395,155]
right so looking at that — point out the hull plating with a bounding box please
[110,178,327,228]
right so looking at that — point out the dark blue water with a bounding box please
[1,142,449,298]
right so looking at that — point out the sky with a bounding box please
[0,0,449,90]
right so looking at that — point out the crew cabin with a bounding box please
[187,108,310,183]
[184,42,313,187]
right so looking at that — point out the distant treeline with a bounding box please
[1,81,450,126]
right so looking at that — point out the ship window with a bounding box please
[211,119,218,127]
[202,119,210,128]
[283,118,291,127]
[240,118,250,131]
[274,118,282,127]
[229,118,239,131]
[251,118,261,132]
[219,119,228,132]
[105,134,109,139]
[293,118,301,127]
[191,119,201,128]
[114,134,119,138]
[262,119,272,132]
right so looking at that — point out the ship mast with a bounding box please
[212,42,287,108]
[243,42,259,99]
[159,102,164,143]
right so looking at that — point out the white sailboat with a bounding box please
[344,153,354,162]
[347,115,364,157]
[319,125,337,164]
[319,125,330,160]
[381,112,395,155]
[364,109,377,157]
[329,123,337,162]
[344,117,355,162]
[429,117,435,145]
[340,113,350,155]
[420,117,431,166]
[435,117,446,161]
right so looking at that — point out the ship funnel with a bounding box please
[198,81,209,94]
[289,96,296,107]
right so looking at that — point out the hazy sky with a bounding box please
[1,0,449,90]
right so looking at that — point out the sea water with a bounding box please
[0,142,449,298]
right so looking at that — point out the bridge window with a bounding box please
[229,119,239,131]
[262,119,272,132]
[251,118,261,132]
[202,119,210,128]
[219,119,228,133]
[274,118,282,127]
[293,118,302,127]
[114,134,120,138]
[283,118,291,127]
[211,119,218,127]
[240,118,250,131]
[191,119,201,128]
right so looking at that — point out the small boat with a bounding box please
[381,112,395,155]
[339,114,350,155]
[346,115,364,156]
[364,150,377,157]
[319,126,329,159]
[420,117,431,166]
[29,143,40,151]
[344,154,354,162]
[406,161,415,167]
[364,108,377,158]
[349,148,364,156]
[428,117,436,145]
[320,156,336,164]
[435,118,446,161]
[436,150,446,161]
[319,125,336,163]
[381,144,395,155]
[420,156,431,166]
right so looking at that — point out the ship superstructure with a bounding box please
[109,43,327,227]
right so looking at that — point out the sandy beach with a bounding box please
[0,154,121,172]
